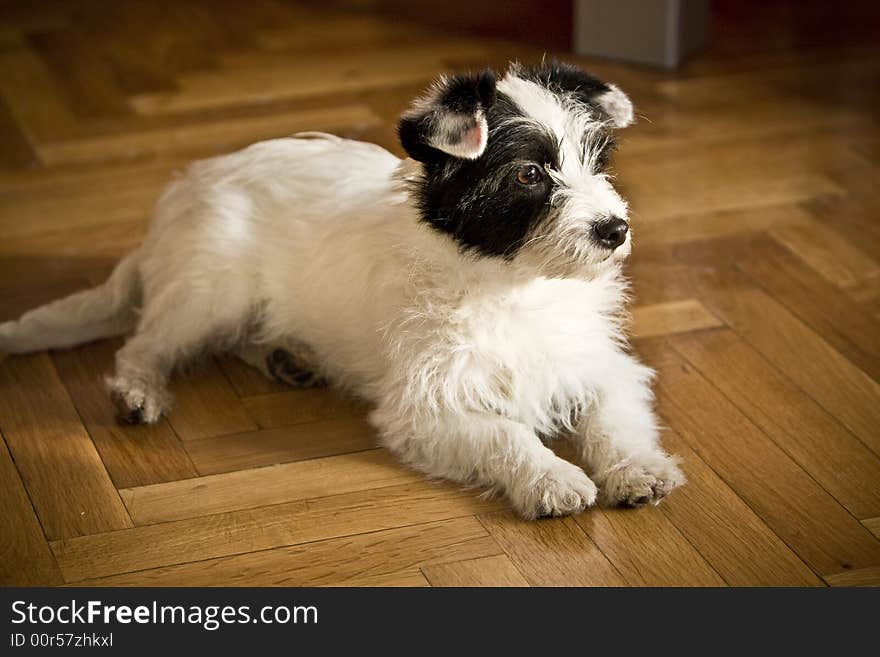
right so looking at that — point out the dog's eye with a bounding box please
[515,164,544,185]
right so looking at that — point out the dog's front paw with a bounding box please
[106,375,171,424]
[598,455,684,508]
[511,458,598,519]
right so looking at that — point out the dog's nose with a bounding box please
[593,217,629,249]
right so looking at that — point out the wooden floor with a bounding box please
[2,0,880,587]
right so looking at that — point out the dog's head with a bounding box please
[399,61,635,275]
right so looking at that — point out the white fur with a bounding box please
[0,72,681,519]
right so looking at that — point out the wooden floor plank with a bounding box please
[844,276,880,320]
[824,566,880,587]
[327,570,430,587]
[166,359,258,440]
[733,238,880,381]
[421,554,529,587]
[29,29,132,119]
[644,343,880,578]
[217,355,290,397]
[0,275,93,323]
[623,164,845,223]
[771,218,880,289]
[656,430,822,586]
[241,389,368,430]
[128,44,488,115]
[620,127,869,224]
[251,13,417,51]
[630,298,724,340]
[37,104,380,166]
[632,204,812,248]
[805,177,880,267]
[73,517,497,586]
[626,98,867,157]
[0,176,160,242]
[52,339,198,488]
[120,448,420,524]
[0,154,176,199]
[0,233,145,286]
[184,417,377,475]
[0,47,80,143]
[0,433,63,585]
[478,512,626,587]
[575,506,726,586]
[692,268,880,456]
[670,329,880,519]
[0,95,39,169]
[53,482,502,582]
[0,353,132,539]
[863,517,880,540]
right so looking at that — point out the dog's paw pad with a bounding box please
[266,349,325,388]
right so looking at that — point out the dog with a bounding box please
[0,61,683,519]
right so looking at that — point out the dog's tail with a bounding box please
[0,249,142,354]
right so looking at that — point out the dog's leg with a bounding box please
[373,407,597,519]
[568,353,683,507]
[235,341,326,388]
[106,332,174,424]
[107,293,242,424]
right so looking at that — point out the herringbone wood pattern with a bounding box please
[2,0,879,587]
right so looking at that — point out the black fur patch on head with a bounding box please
[412,93,560,258]
[518,59,611,113]
[436,70,497,115]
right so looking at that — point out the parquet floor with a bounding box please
[2,0,879,587]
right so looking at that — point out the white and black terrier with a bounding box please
[0,61,683,519]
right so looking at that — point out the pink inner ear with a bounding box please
[461,122,484,153]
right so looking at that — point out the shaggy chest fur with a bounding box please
[378,271,628,436]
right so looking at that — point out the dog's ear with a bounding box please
[398,70,497,163]
[593,84,634,128]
